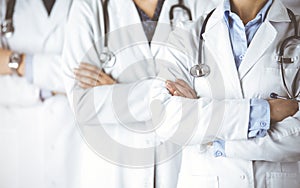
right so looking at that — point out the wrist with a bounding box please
[8,51,25,76]
[16,54,26,76]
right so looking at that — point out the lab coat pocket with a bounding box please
[260,67,299,98]
[177,173,219,188]
[266,172,300,188]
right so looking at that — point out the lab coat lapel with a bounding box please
[152,0,178,54]
[238,22,277,79]
[109,0,151,57]
[47,0,72,27]
[202,4,243,97]
[28,0,72,39]
[238,0,290,79]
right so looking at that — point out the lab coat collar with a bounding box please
[202,0,291,36]
[202,0,291,82]
[48,0,73,24]
[29,0,72,37]
[266,0,291,23]
[238,0,288,79]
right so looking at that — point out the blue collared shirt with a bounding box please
[224,0,273,68]
[214,0,273,157]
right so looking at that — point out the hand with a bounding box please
[165,79,197,99]
[74,62,116,89]
[0,48,13,75]
[268,99,299,123]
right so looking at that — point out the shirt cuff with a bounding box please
[40,90,53,101]
[248,98,270,138]
[213,140,226,157]
[25,55,34,83]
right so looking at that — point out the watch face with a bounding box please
[9,52,21,70]
[8,62,19,69]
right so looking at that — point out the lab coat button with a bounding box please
[239,54,245,60]
[215,150,223,157]
[240,175,246,180]
[260,121,267,128]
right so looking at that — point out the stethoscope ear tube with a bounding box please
[275,9,300,100]
[1,0,16,38]
[189,9,215,78]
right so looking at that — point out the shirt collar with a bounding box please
[224,0,273,25]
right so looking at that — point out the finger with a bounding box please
[79,62,103,73]
[166,81,177,95]
[78,81,94,89]
[75,74,98,86]
[101,74,116,85]
[74,68,100,82]
[175,79,191,88]
[175,79,197,98]
[79,63,106,78]
[173,89,185,97]
[173,82,194,98]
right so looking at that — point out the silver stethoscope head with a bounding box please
[190,64,210,77]
[100,47,116,68]
[1,19,14,38]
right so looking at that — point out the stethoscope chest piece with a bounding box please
[100,47,116,68]
[190,63,210,77]
[1,19,14,38]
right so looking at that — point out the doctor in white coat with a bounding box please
[63,0,221,187]
[152,0,300,187]
[0,0,80,188]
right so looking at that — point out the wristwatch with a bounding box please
[8,52,22,71]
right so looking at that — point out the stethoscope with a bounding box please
[99,0,192,68]
[0,0,16,48]
[191,8,300,102]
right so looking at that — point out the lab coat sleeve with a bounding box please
[0,53,65,106]
[150,23,251,145]
[225,112,300,162]
[0,75,40,106]
[224,72,300,162]
[62,0,153,126]
[32,54,65,93]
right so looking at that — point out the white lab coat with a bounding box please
[282,0,300,14]
[63,0,221,187]
[0,1,81,188]
[153,0,300,187]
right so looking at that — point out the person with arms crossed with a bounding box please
[0,0,80,187]
[63,0,221,187]
[153,0,300,187]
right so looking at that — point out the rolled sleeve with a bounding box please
[248,98,270,138]
[213,140,226,157]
